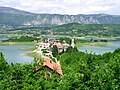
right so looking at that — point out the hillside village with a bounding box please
[33,38,75,75]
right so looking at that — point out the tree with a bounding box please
[66,46,78,53]
[52,45,58,57]
[66,46,73,53]
[74,46,78,52]
[0,52,8,70]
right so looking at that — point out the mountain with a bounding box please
[0,6,36,27]
[0,6,32,15]
[0,6,120,29]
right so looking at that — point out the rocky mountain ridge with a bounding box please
[0,6,120,28]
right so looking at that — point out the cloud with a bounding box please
[0,0,120,15]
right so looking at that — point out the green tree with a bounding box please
[74,46,78,52]
[0,52,8,70]
[1,48,120,89]
[66,46,78,53]
[66,46,73,53]
[52,45,58,57]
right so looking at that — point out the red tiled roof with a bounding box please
[54,43,63,49]
[43,57,62,75]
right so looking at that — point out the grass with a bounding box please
[24,52,43,60]
[76,42,111,46]
[75,40,89,45]
[23,52,44,65]
[20,46,37,51]
[24,52,38,57]
[75,39,110,46]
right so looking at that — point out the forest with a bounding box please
[0,48,120,90]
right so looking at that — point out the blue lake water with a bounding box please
[0,35,34,64]
[77,40,120,54]
[0,44,34,64]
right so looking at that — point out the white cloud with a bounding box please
[0,0,120,15]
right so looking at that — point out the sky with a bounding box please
[0,0,120,15]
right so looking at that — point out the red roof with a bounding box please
[43,57,62,75]
[54,43,63,49]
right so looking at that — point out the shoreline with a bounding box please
[21,52,42,60]
[21,52,35,58]
[0,42,35,45]
[76,42,112,46]
[20,46,37,51]
[21,53,34,57]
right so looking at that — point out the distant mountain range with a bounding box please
[0,6,120,28]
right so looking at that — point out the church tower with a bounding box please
[71,38,75,48]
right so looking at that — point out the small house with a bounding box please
[43,57,62,75]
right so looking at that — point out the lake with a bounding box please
[77,40,120,54]
[0,44,34,64]
[0,35,34,64]
[0,35,120,64]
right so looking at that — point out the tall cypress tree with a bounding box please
[52,45,58,57]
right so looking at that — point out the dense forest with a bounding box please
[0,48,120,89]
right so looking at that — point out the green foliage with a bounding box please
[53,23,120,36]
[59,37,71,45]
[0,48,120,89]
[60,49,120,90]
[75,39,89,44]
[66,46,78,53]
[2,36,39,42]
[113,48,120,54]
[52,45,58,57]
[0,52,8,70]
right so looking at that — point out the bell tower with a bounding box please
[71,38,75,48]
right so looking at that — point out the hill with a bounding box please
[52,23,120,36]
